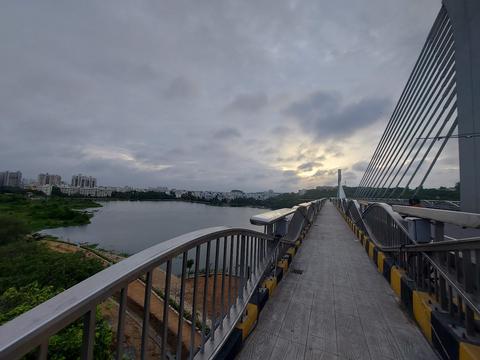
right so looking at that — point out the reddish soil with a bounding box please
[184,275,240,320]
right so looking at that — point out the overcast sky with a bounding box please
[0,0,458,192]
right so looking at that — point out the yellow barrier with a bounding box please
[390,266,404,298]
[368,242,375,259]
[460,342,480,360]
[413,291,433,341]
[262,276,277,296]
[377,251,385,273]
[236,303,258,340]
[277,259,288,273]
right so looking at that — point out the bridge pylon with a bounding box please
[443,0,480,213]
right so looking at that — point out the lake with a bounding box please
[42,201,265,255]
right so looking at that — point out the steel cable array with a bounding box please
[355,6,458,199]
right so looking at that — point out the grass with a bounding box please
[0,193,102,232]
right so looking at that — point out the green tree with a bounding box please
[0,282,113,359]
[0,215,29,245]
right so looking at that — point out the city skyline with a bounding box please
[0,0,459,192]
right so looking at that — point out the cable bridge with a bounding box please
[1,0,480,359]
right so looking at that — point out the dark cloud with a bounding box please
[314,169,338,177]
[164,76,198,99]
[352,160,369,172]
[226,93,268,113]
[324,144,344,157]
[213,127,242,139]
[271,126,291,136]
[297,161,322,172]
[284,90,391,140]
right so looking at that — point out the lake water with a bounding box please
[42,201,265,255]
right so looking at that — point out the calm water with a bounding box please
[42,201,265,255]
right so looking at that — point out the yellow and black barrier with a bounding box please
[335,205,480,360]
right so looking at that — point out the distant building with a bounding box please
[35,184,114,197]
[0,171,22,187]
[38,173,62,186]
[71,174,97,188]
[36,184,53,196]
[148,186,168,192]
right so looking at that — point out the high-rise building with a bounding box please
[71,174,97,188]
[38,173,62,186]
[0,171,22,187]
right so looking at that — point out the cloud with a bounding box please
[297,161,323,172]
[284,90,391,140]
[81,146,172,172]
[0,0,444,191]
[271,126,291,136]
[314,169,338,177]
[213,127,242,139]
[352,160,369,172]
[164,76,198,99]
[226,93,268,113]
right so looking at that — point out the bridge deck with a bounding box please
[237,202,438,360]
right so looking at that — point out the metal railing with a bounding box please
[358,198,460,211]
[335,197,480,341]
[251,199,326,268]
[0,200,325,360]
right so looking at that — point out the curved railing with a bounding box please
[361,202,414,249]
[0,227,274,360]
[359,198,460,211]
[343,199,367,234]
[0,199,325,360]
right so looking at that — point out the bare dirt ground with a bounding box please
[99,298,165,359]
[184,274,240,319]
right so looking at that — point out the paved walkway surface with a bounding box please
[237,202,438,360]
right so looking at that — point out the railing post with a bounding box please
[81,309,96,360]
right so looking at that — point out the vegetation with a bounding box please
[0,239,113,359]
[0,215,29,245]
[0,192,101,232]
[111,190,175,200]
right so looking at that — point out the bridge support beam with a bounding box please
[443,0,480,213]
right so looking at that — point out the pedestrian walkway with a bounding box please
[236,202,438,360]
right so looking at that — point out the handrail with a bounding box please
[0,227,274,360]
[421,253,480,316]
[358,198,461,211]
[392,205,480,228]
[250,208,297,225]
[403,237,480,252]
[361,202,415,249]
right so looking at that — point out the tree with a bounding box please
[0,215,29,245]
[187,259,194,277]
[0,282,113,359]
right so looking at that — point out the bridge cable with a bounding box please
[386,63,456,197]
[358,9,449,197]
[359,11,451,197]
[392,87,457,197]
[372,34,455,197]
[353,8,448,196]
